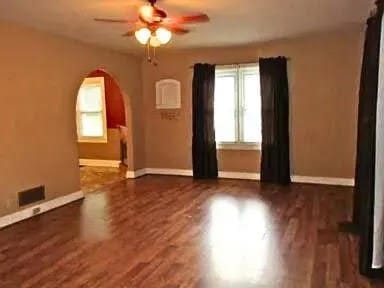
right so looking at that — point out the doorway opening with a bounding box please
[76,69,128,193]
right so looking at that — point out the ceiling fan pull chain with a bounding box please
[152,46,158,66]
[146,41,152,63]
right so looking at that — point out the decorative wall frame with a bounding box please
[155,79,181,109]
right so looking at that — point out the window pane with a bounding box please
[214,75,236,142]
[243,72,262,143]
[80,112,104,137]
[78,85,103,112]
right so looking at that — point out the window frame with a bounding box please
[214,63,261,151]
[76,77,108,143]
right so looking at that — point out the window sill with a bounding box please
[216,142,261,151]
[78,137,108,144]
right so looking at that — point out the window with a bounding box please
[214,64,262,150]
[76,77,107,143]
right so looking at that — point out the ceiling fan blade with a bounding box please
[122,30,136,37]
[153,7,167,19]
[164,14,209,25]
[162,25,190,35]
[94,18,137,24]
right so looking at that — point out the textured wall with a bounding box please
[142,26,364,178]
[0,21,143,216]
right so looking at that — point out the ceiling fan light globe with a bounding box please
[156,27,172,44]
[135,28,151,45]
[149,36,161,47]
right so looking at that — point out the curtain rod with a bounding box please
[188,58,291,69]
[369,0,384,17]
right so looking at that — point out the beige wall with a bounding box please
[142,26,364,178]
[0,21,144,216]
[78,129,121,161]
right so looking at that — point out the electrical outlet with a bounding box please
[32,207,41,215]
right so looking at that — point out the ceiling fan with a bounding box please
[95,0,209,49]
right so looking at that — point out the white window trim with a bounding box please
[215,63,261,150]
[217,142,261,151]
[76,77,108,143]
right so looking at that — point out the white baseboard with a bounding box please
[218,171,260,180]
[0,191,84,229]
[79,159,120,168]
[291,176,354,186]
[145,168,193,177]
[126,168,354,187]
[126,171,135,179]
[126,169,147,179]
[126,168,192,179]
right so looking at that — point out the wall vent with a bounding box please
[18,186,45,207]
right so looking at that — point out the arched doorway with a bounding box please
[76,69,128,193]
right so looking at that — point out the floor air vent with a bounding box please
[18,186,45,207]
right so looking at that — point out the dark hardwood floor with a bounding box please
[0,175,383,288]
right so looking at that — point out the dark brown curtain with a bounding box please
[192,63,218,179]
[353,16,382,230]
[355,13,383,277]
[259,57,291,185]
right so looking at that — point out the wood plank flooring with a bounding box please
[79,166,126,194]
[0,175,383,287]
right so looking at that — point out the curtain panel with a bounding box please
[192,63,218,179]
[259,57,291,185]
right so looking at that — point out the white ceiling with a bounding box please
[0,0,373,53]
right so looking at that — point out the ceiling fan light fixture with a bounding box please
[135,27,151,44]
[156,27,172,44]
[95,0,210,65]
[149,36,161,47]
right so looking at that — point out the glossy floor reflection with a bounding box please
[207,197,273,285]
[0,176,383,287]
